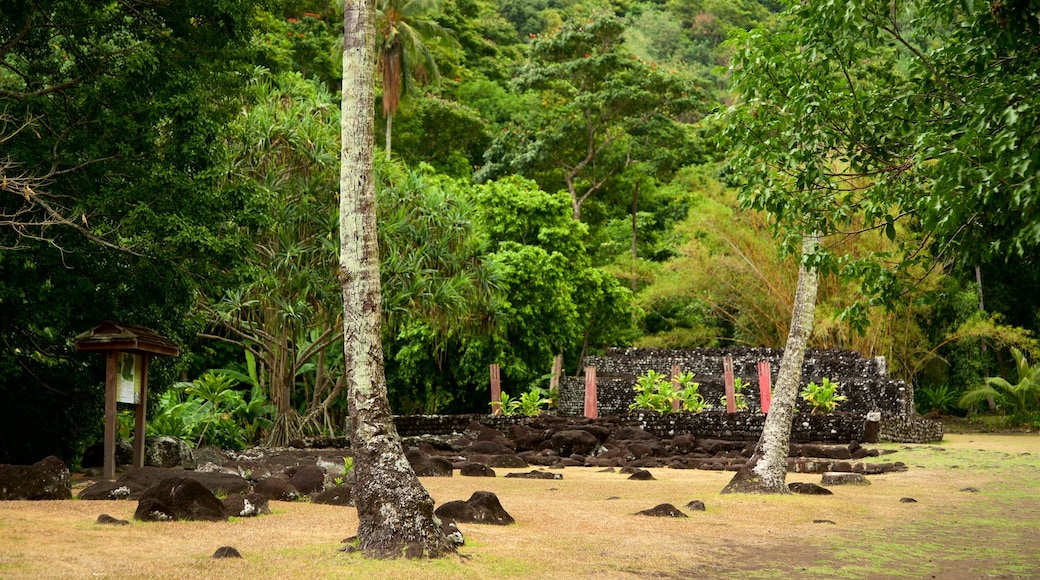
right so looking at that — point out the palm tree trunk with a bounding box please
[341,0,454,558]
[722,233,820,494]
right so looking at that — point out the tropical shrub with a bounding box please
[492,387,552,417]
[720,377,751,411]
[959,347,1040,423]
[630,369,707,413]
[800,378,847,414]
[915,384,959,415]
[148,371,274,449]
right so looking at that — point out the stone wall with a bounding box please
[392,410,942,445]
[391,412,870,443]
[878,415,945,444]
[555,347,940,443]
[559,347,912,417]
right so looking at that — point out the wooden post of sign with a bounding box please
[670,364,681,412]
[550,353,563,391]
[757,360,772,414]
[490,364,502,416]
[132,355,150,468]
[584,366,598,418]
[723,355,736,413]
[104,351,119,480]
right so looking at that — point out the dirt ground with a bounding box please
[0,432,1037,579]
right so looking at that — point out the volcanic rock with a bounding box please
[253,477,299,501]
[222,492,271,516]
[288,465,327,494]
[435,491,515,525]
[133,477,227,522]
[0,456,71,500]
[788,482,833,495]
[635,503,687,518]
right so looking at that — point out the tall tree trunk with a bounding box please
[631,181,638,293]
[340,0,454,558]
[722,233,820,494]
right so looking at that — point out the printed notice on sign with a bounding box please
[118,352,141,405]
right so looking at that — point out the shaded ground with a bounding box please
[0,433,1037,579]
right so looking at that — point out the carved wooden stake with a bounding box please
[723,355,736,413]
[758,360,772,414]
[671,364,681,412]
[584,366,598,418]
[490,364,502,416]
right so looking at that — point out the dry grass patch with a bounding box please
[0,433,1037,579]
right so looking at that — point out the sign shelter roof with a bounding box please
[74,321,180,357]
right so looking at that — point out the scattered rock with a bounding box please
[813,519,837,524]
[78,467,249,501]
[550,430,598,456]
[441,521,465,546]
[222,492,271,517]
[820,472,870,486]
[212,546,242,559]
[685,500,706,511]
[627,469,655,481]
[253,477,299,501]
[459,463,496,477]
[635,503,687,518]
[288,465,327,495]
[789,482,833,495]
[503,470,562,480]
[960,487,979,493]
[405,448,453,477]
[614,426,656,441]
[133,477,227,522]
[0,456,71,500]
[435,491,515,525]
[900,497,917,503]
[146,436,197,470]
[598,467,616,473]
[310,486,354,507]
[95,513,130,525]
[486,454,527,469]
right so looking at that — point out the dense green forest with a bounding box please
[2,0,1037,464]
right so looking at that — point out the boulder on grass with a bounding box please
[405,448,453,477]
[459,463,496,477]
[288,465,327,494]
[78,467,249,501]
[789,482,834,495]
[222,492,271,517]
[435,491,515,525]
[635,503,687,518]
[310,486,354,507]
[133,477,227,522]
[253,477,299,501]
[820,472,870,486]
[0,456,71,500]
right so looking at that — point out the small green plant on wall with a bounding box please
[800,378,847,413]
[675,371,709,412]
[630,370,709,413]
[720,377,750,411]
[491,387,552,417]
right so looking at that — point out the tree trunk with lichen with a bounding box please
[722,234,819,494]
[339,0,455,558]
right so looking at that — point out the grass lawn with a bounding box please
[0,432,1037,579]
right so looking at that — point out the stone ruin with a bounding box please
[552,347,942,444]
